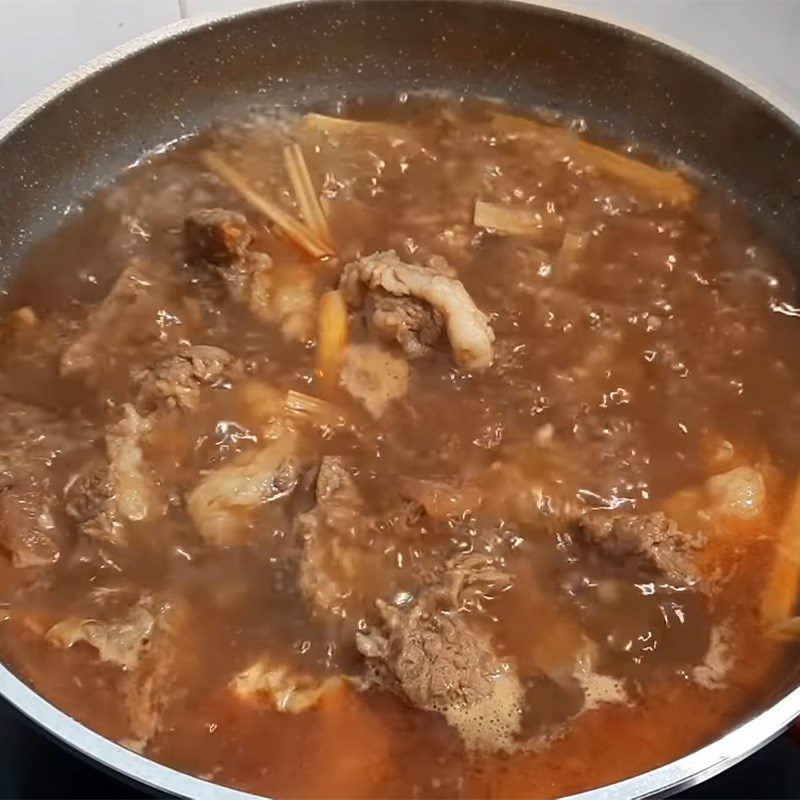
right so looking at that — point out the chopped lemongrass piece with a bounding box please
[557,230,589,265]
[552,230,590,284]
[319,194,332,219]
[575,139,695,204]
[767,616,800,641]
[490,111,695,205]
[201,151,333,259]
[473,200,545,237]
[489,110,550,139]
[284,389,337,420]
[762,472,800,626]
[283,143,334,248]
[316,289,349,386]
[304,112,398,136]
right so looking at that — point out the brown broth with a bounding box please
[0,99,798,798]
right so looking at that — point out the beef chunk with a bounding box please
[61,262,150,375]
[64,460,120,544]
[297,457,371,620]
[357,598,498,711]
[355,549,522,752]
[46,604,155,670]
[299,462,525,750]
[298,456,364,539]
[0,400,97,567]
[339,250,494,369]
[0,481,63,568]
[314,456,360,506]
[243,259,316,342]
[212,253,316,343]
[0,399,97,475]
[299,533,384,623]
[356,588,525,752]
[136,344,237,412]
[65,406,164,547]
[297,457,405,625]
[47,597,186,752]
[184,209,315,342]
[184,208,253,266]
[187,430,299,545]
[120,599,188,752]
[579,511,704,585]
[106,405,163,525]
[230,657,343,713]
[60,261,196,378]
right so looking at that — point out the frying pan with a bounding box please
[0,1,799,797]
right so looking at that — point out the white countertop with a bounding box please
[0,0,798,121]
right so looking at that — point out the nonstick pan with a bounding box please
[0,2,799,797]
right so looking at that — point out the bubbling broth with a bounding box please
[0,98,799,798]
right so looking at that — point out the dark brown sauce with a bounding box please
[0,99,798,798]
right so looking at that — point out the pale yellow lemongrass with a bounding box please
[283,143,333,248]
[201,151,333,259]
[491,110,695,205]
